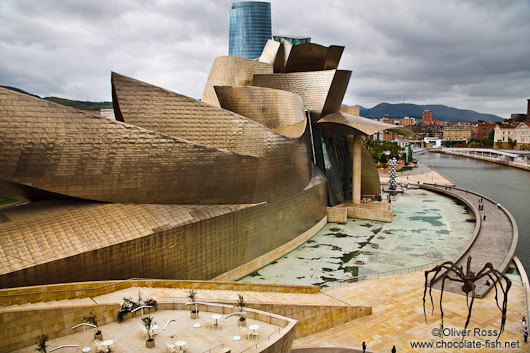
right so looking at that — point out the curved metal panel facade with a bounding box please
[318,111,413,137]
[0,170,326,288]
[214,85,307,138]
[0,39,386,289]
[252,70,338,119]
[113,72,282,157]
[0,88,310,204]
[361,142,382,196]
[201,56,272,106]
[258,39,281,64]
[284,43,344,73]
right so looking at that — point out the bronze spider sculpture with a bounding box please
[423,256,511,340]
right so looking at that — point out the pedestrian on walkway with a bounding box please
[466,189,468,194]
[496,202,500,208]
[391,345,397,353]
[524,327,529,343]
[522,317,527,330]
[362,341,367,353]
[483,212,486,221]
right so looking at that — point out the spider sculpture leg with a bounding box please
[462,280,476,336]
[440,275,466,333]
[476,268,511,339]
[423,262,459,322]
[475,263,507,312]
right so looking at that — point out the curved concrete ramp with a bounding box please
[422,185,518,298]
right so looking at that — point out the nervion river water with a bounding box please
[416,152,530,274]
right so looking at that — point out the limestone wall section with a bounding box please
[0,304,119,353]
[242,303,371,339]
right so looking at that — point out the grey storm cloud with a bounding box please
[0,0,529,118]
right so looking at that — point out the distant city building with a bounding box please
[422,110,433,125]
[401,116,415,126]
[229,1,272,59]
[273,35,311,45]
[494,99,530,149]
[382,119,399,141]
[514,122,530,147]
[511,113,527,120]
[443,125,472,140]
[432,119,443,126]
[368,117,416,141]
[476,121,496,138]
[494,124,516,149]
[408,124,444,140]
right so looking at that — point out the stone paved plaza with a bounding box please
[8,270,527,353]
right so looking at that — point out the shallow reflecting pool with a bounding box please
[239,189,475,287]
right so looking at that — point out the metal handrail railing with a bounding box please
[153,299,291,353]
[240,321,289,353]
[323,258,444,289]
[202,343,224,353]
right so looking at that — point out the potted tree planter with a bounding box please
[237,294,247,327]
[118,297,135,322]
[83,310,103,341]
[142,315,156,348]
[187,289,199,319]
[35,330,48,353]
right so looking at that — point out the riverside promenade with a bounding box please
[382,161,518,297]
[422,184,518,298]
[379,161,455,186]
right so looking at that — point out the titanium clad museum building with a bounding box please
[229,1,272,59]
[0,39,409,289]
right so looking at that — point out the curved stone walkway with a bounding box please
[422,184,518,298]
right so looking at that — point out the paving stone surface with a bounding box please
[427,185,516,298]
[295,271,528,353]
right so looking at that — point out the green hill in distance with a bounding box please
[2,85,504,121]
[360,102,503,122]
[1,85,112,111]
[42,96,112,111]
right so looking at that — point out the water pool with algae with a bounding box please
[239,189,475,287]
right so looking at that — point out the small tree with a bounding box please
[237,294,247,324]
[141,315,155,342]
[118,295,157,321]
[187,289,199,318]
[34,330,48,353]
[237,294,246,310]
[83,309,101,338]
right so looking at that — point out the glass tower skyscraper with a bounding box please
[229,2,272,59]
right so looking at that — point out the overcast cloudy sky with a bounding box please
[1,0,529,119]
